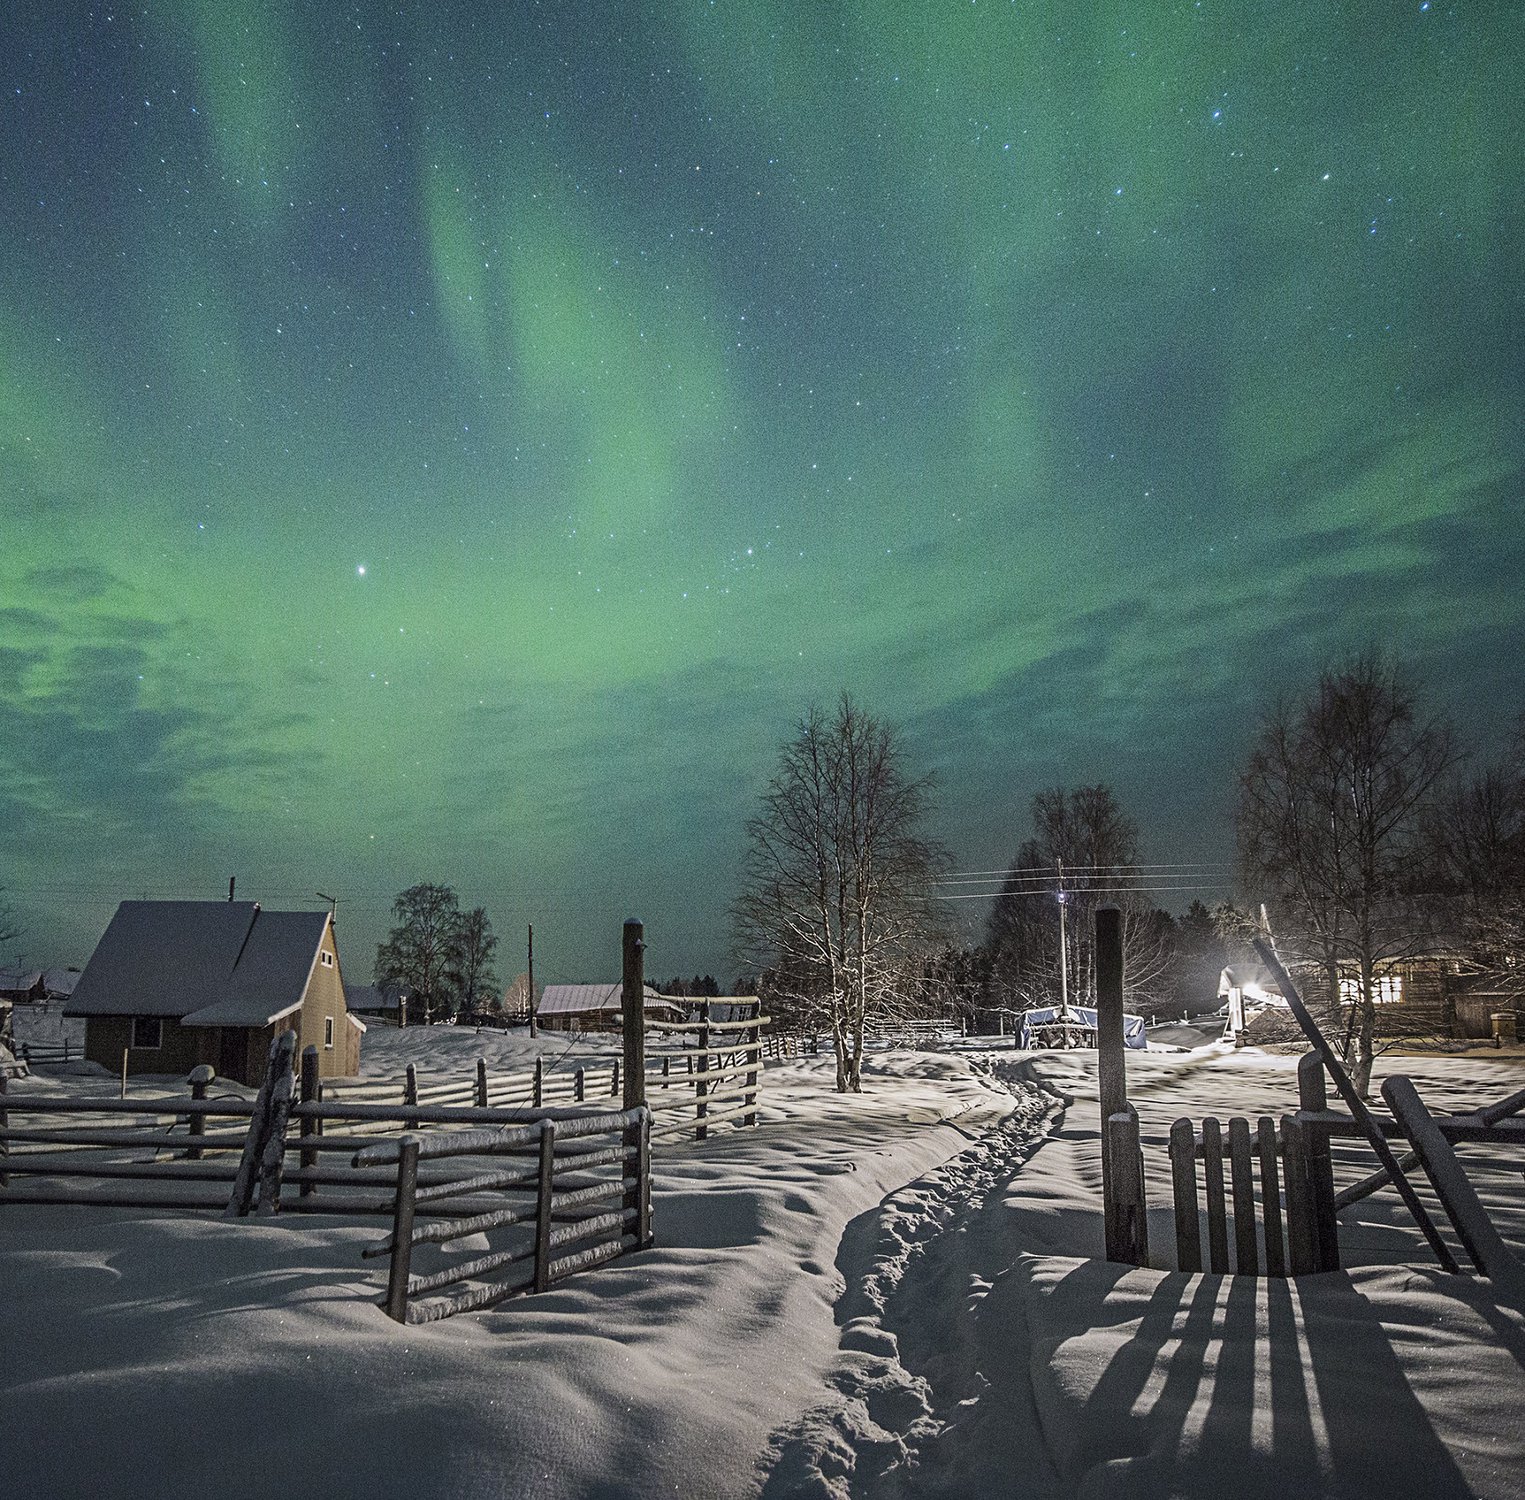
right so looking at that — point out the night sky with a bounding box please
[3,3,1521,985]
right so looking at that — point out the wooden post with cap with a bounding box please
[621,919,650,1247]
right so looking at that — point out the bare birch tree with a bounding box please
[733,694,946,1093]
[1237,653,1456,1095]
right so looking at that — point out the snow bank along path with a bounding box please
[2,1047,1042,1500]
[761,1047,1525,1499]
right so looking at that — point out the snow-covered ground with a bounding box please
[4,1036,1524,1499]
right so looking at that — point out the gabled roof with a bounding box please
[345,980,408,1012]
[536,982,679,1018]
[64,901,332,1028]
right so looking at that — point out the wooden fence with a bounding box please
[320,1000,766,1148]
[0,1031,655,1320]
[359,1105,651,1324]
[16,1038,81,1067]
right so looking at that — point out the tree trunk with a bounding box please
[1351,999,1376,1098]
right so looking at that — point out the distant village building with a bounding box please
[64,900,361,1086]
[344,980,409,1027]
[0,969,47,1004]
[535,983,684,1033]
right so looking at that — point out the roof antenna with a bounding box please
[317,890,339,925]
[228,876,236,902]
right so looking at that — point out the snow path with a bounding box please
[759,1061,1072,1498]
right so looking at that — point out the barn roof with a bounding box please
[64,901,332,1028]
[536,982,680,1018]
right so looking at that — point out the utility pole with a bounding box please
[527,923,536,1036]
[1057,859,1069,1017]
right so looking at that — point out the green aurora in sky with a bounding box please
[2,1,1521,981]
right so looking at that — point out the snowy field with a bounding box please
[4,1034,1524,1499]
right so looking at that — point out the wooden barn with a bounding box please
[64,900,362,1086]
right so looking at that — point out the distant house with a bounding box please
[1218,964,1286,1039]
[344,980,409,1027]
[43,967,82,1002]
[0,969,46,1004]
[64,900,362,1086]
[536,983,685,1033]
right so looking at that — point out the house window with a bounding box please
[131,1016,163,1049]
[320,951,334,968]
[1340,975,1403,1006]
[324,1016,335,1049]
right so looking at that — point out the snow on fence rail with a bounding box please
[320,1000,768,1148]
[358,1105,652,1324]
[0,1033,655,1321]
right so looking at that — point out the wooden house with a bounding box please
[64,900,362,1086]
[535,982,684,1033]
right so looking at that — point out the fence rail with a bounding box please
[320,1002,766,1146]
[0,1036,655,1320]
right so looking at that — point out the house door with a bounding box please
[217,1028,245,1082]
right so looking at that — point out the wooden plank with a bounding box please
[1333,1150,1421,1212]
[1381,1075,1525,1299]
[1228,1116,1258,1275]
[1258,1117,1286,1278]
[406,1242,535,1296]
[545,1229,639,1284]
[405,1269,537,1324]
[1201,1117,1229,1273]
[1168,1118,1201,1273]
[1252,938,1458,1273]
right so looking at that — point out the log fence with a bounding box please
[360,1104,652,1323]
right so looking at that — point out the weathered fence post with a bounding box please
[610,1060,620,1097]
[227,1030,296,1217]
[187,1063,214,1162]
[1282,1113,1317,1275]
[404,1063,418,1110]
[296,1048,319,1195]
[1297,1052,1340,1270]
[385,1136,420,1322]
[575,1066,585,1103]
[1106,1109,1148,1266]
[1096,905,1144,1264]
[256,1036,298,1216]
[744,999,760,1128]
[0,1072,8,1189]
[1168,1118,1201,1272]
[534,1118,556,1293]
[475,1056,488,1109]
[661,1055,670,1090]
[696,999,711,1142]
[620,918,649,1244]
[534,1057,544,1109]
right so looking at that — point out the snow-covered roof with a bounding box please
[64,901,333,1028]
[43,967,82,998]
[0,968,44,994]
[536,982,679,1018]
[345,981,408,1012]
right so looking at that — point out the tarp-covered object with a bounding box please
[1020,1004,1146,1049]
